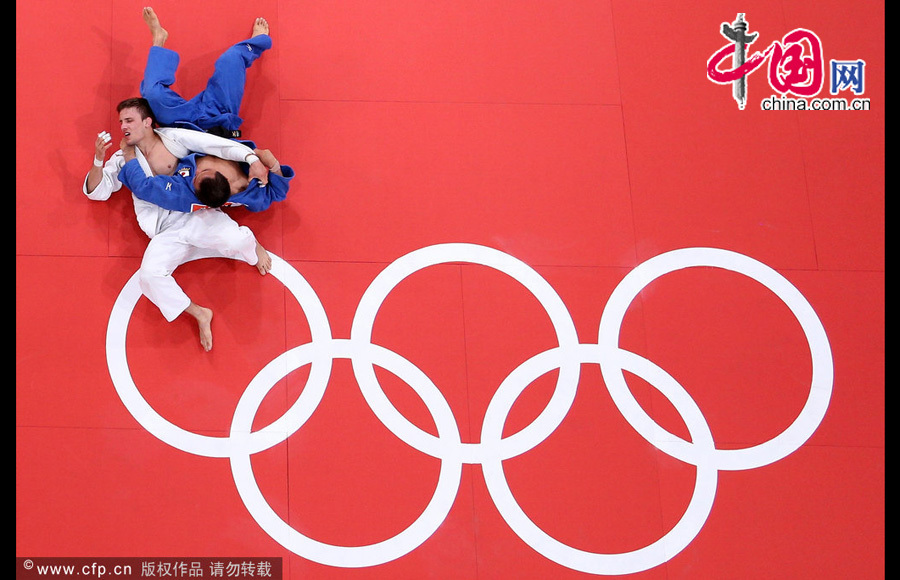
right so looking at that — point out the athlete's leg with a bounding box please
[138,230,217,351]
[138,7,198,127]
[191,18,273,131]
[179,209,272,275]
[143,7,168,47]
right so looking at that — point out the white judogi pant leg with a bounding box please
[175,208,260,262]
[138,207,259,322]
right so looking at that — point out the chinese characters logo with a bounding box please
[707,14,869,111]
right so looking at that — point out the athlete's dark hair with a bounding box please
[196,172,231,208]
[116,98,158,128]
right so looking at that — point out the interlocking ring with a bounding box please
[107,253,334,458]
[106,244,833,575]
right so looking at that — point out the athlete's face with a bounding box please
[118,107,153,145]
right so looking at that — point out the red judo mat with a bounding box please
[16,1,883,578]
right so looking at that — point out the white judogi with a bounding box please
[84,128,261,321]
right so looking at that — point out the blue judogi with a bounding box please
[122,33,293,213]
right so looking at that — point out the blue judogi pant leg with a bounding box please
[140,34,272,131]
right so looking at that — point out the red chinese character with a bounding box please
[706,43,770,84]
[767,29,824,96]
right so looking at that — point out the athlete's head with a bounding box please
[195,172,231,208]
[117,98,158,146]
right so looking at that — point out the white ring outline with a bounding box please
[481,345,718,576]
[106,254,334,458]
[228,338,463,568]
[349,243,581,463]
[597,247,834,471]
[105,244,834,574]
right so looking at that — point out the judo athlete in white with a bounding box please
[84,99,273,352]
[85,10,286,351]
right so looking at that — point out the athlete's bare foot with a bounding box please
[252,17,269,37]
[185,303,214,351]
[254,242,272,275]
[143,7,168,47]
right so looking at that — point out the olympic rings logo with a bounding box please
[106,243,833,575]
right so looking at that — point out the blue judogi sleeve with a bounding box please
[119,158,198,213]
[228,164,296,212]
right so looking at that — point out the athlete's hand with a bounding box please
[248,159,269,185]
[254,148,283,177]
[94,131,113,164]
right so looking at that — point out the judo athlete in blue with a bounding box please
[118,7,294,213]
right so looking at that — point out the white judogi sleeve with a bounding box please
[83,151,126,201]
[156,127,258,164]
[83,150,171,239]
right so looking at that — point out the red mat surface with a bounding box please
[17,1,883,578]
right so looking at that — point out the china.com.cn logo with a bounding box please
[707,13,869,111]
